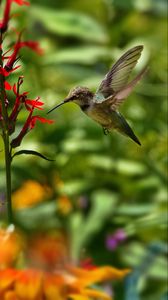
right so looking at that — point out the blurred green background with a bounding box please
[0,0,167,299]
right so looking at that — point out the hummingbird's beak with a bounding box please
[47,98,70,114]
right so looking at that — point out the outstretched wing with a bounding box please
[107,66,148,110]
[93,45,144,102]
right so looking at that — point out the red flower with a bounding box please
[0,0,12,33]
[4,81,12,90]
[80,258,97,271]
[8,75,53,139]
[0,0,29,33]
[29,116,54,129]
[19,41,44,55]
[0,65,20,77]
[8,77,26,126]
[5,34,43,72]
[13,0,30,5]
[0,0,53,148]
[11,97,54,148]
[0,66,9,77]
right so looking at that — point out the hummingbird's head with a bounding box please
[66,86,94,105]
[47,87,94,114]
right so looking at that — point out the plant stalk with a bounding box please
[0,33,13,223]
[3,133,12,223]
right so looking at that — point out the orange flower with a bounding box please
[15,270,43,299]
[0,228,130,300]
[0,266,130,300]
[57,196,73,215]
[0,227,21,268]
[43,273,67,300]
[12,180,52,209]
[0,269,19,294]
[67,266,130,300]
[26,232,69,271]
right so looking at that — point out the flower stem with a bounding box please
[0,34,13,223]
[3,133,13,223]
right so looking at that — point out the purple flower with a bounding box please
[115,229,127,242]
[106,229,127,251]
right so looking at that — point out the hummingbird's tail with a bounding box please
[116,112,141,146]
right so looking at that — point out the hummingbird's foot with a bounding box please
[103,127,109,135]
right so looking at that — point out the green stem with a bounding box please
[0,34,13,223]
[3,134,13,223]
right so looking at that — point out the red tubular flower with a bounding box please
[0,65,20,77]
[24,98,44,112]
[29,116,54,129]
[4,33,43,72]
[9,76,51,136]
[11,98,54,148]
[0,66,9,77]
[11,113,53,148]
[4,81,12,90]
[10,108,34,148]
[13,0,30,5]
[0,0,12,33]
[8,77,25,135]
[0,66,13,90]
[0,0,53,149]
[0,0,29,33]
[19,41,44,55]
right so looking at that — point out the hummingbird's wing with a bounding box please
[105,66,148,110]
[93,45,144,102]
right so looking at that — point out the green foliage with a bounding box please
[31,5,107,42]
[70,190,117,259]
[0,0,167,299]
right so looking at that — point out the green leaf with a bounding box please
[31,5,107,43]
[62,139,102,153]
[15,202,60,230]
[88,155,115,170]
[44,46,111,65]
[70,191,118,259]
[116,204,154,216]
[12,150,54,161]
[59,179,91,196]
[116,160,147,176]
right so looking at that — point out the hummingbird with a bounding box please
[48,45,147,145]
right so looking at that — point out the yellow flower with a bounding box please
[12,180,51,209]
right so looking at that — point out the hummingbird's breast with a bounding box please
[82,104,112,128]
